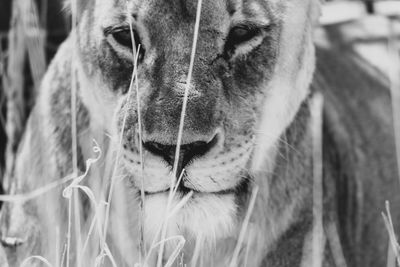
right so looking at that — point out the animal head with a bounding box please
[71,0,320,259]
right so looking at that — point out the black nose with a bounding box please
[143,137,217,176]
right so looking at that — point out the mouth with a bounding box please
[143,173,250,197]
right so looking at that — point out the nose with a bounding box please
[143,136,218,176]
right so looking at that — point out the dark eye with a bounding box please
[112,29,145,61]
[224,25,261,58]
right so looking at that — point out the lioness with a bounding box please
[0,0,399,266]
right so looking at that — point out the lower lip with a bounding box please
[143,187,235,196]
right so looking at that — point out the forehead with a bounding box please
[92,0,283,27]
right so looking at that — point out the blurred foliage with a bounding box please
[0,0,68,177]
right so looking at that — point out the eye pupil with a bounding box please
[113,31,132,48]
[112,29,145,61]
[232,27,251,40]
[224,25,260,58]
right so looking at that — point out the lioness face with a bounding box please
[76,0,318,245]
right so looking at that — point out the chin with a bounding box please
[142,191,239,253]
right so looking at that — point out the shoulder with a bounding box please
[314,43,399,266]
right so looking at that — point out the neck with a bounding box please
[245,97,314,266]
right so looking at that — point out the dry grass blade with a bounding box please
[0,142,100,204]
[127,1,147,257]
[23,0,46,92]
[66,195,73,267]
[62,141,102,198]
[190,233,203,267]
[163,236,186,267]
[311,93,325,267]
[386,16,400,267]
[387,237,396,267]
[229,185,259,267]
[172,170,186,196]
[144,191,193,265]
[68,0,80,265]
[170,0,203,179]
[4,0,27,192]
[100,30,142,262]
[55,227,61,267]
[147,235,186,267]
[157,0,204,265]
[20,255,53,267]
[325,222,348,267]
[382,201,400,266]
[243,230,253,267]
[388,16,400,186]
[166,191,194,219]
[0,173,74,202]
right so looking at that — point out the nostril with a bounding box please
[142,135,218,173]
[142,142,176,164]
[182,140,212,164]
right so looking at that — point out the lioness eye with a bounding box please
[224,25,261,57]
[111,29,145,61]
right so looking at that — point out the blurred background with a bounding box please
[0,0,399,187]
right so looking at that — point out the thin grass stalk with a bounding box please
[170,0,203,179]
[63,142,102,266]
[144,170,187,261]
[387,237,396,267]
[73,189,82,267]
[190,233,203,267]
[66,195,73,267]
[0,173,74,202]
[144,191,193,265]
[172,170,186,196]
[0,51,6,132]
[136,46,146,261]
[23,0,46,92]
[163,236,186,267]
[4,0,27,192]
[20,255,53,267]
[69,0,81,265]
[382,201,400,266]
[100,42,141,259]
[157,0,203,265]
[229,185,259,267]
[127,3,147,258]
[70,0,79,188]
[388,17,400,187]
[325,222,348,267]
[60,242,67,267]
[81,210,99,261]
[0,142,100,202]
[387,18,400,267]
[243,230,252,267]
[0,147,100,263]
[311,93,324,267]
[56,227,60,267]
[0,41,7,132]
